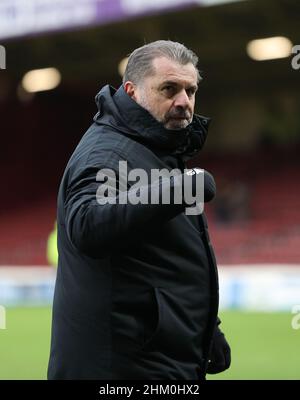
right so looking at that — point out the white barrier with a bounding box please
[0,266,56,307]
[0,265,300,310]
[219,264,300,311]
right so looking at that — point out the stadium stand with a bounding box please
[202,148,300,264]
[0,147,299,266]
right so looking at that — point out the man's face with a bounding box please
[125,57,198,130]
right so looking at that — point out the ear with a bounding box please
[124,81,137,100]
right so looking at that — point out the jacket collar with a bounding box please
[94,85,211,161]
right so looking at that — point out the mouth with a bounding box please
[170,116,188,121]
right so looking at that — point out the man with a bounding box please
[47,40,231,380]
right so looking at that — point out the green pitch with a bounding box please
[0,307,299,380]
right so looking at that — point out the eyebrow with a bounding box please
[160,80,198,91]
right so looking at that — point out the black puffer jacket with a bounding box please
[47,85,223,380]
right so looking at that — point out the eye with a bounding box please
[162,85,175,95]
[186,87,197,97]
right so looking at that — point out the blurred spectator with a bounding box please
[47,221,58,267]
[214,178,250,224]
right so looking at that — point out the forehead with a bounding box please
[150,56,198,86]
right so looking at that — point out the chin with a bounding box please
[165,121,189,130]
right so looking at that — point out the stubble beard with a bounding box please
[138,90,192,131]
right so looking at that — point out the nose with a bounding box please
[173,89,191,109]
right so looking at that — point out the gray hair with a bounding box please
[122,40,202,85]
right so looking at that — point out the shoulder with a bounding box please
[64,122,156,183]
[68,123,137,168]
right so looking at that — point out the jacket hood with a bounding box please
[93,84,211,161]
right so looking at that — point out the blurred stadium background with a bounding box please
[0,0,300,380]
